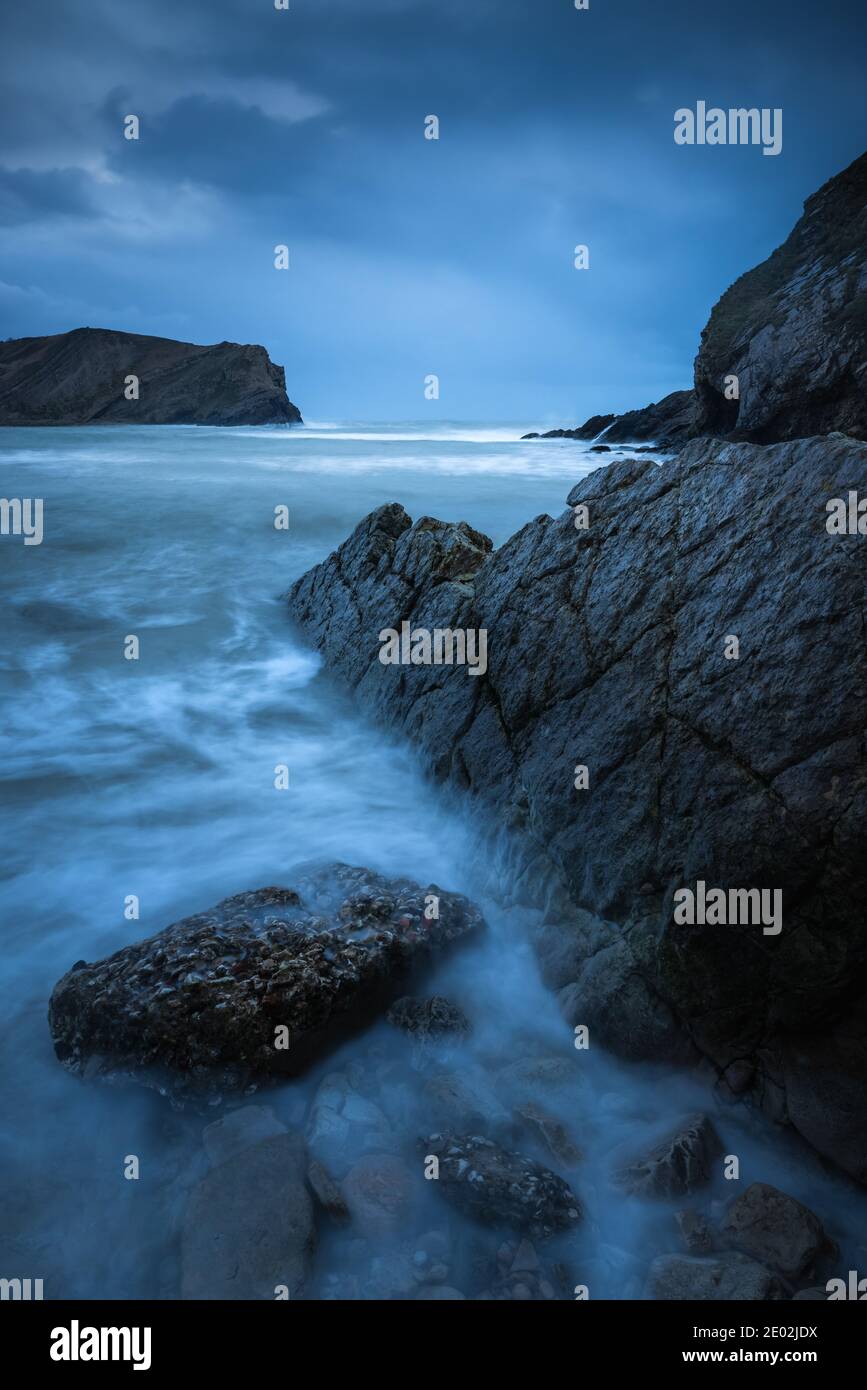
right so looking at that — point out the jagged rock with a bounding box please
[523,152,867,448]
[181,1133,314,1300]
[420,1133,581,1239]
[614,1114,722,1198]
[48,862,483,1104]
[522,414,616,441]
[286,434,867,1180]
[719,1183,829,1281]
[646,1252,784,1301]
[514,1101,581,1168]
[694,151,867,442]
[0,326,302,425]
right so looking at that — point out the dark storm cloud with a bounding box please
[0,0,865,418]
[0,167,99,226]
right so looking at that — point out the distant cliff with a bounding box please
[0,327,302,426]
[525,150,867,448]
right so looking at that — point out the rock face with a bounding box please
[48,862,483,1103]
[524,151,867,447]
[614,1115,722,1199]
[694,151,867,443]
[287,434,867,1180]
[0,326,302,425]
[421,1133,581,1239]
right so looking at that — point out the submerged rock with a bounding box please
[421,1132,581,1239]
[181,1133,314,1300]
[386,995,471,1041]
[646,1251,784,1301]
[287,433,867,1181]
[614,1114,722,1198]
[48,862,483,1104]
[719,1183,829,1282]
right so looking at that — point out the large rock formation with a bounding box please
[287,433,867,1181]
[0,326,302,425]
[524,150,867,448]
[48,862,483,1103]
[694,151,867,443]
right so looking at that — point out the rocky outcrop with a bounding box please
[48,862,483,1103]
[524,150,867,448]
[0,326,302,425]
[694,151,867,442]
[286,433,867,1181]
[614,1114,722,1199]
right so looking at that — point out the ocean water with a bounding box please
[1,421,864,1300]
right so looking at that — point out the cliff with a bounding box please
[0,326,302,426]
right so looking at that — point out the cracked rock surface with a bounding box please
[287,433,867,1180]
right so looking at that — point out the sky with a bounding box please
[0,0,864,423]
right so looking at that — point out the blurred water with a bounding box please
[1,422,864,1300]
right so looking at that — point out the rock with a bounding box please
[341,1153,414,1239]
[719,1183,829,1281]
[693,151,867,442]
[364,1253,418,1300]
[420,1133,581,1239]
[286,432,867,1180]
[514,1101,581,1167]
[202,1105,287,1167]
[386,995,470,1040]
[0,326,302,426]
[521,414,616,442]
[48,862,483,1104]
[181,1134,314,1300]
[646,1252,784,1301]
[306,1072,392,1160]
[614,1115,722,1198]
[676,1209,715,1254]
[793,1286,828,1301]
[493,1056,577,1105]
[423,1072,511,1133]
[524,153,867,449]
[416,1285,466,1300]
[306,1158,351,1226]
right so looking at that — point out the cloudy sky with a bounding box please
[1,0,864,422]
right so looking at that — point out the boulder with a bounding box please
[719,1183,829,1282]
[646,1251,784,1301]
[48,862,483,1103]
[420,1132,581,1239]
[181,1133,314,1300]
